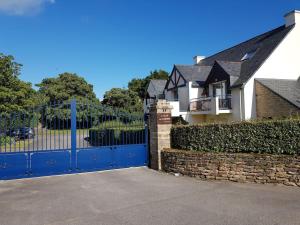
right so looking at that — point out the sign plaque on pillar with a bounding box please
[157,113,172,125]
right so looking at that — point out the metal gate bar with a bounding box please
[0,99,148,180]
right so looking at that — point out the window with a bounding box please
[241,49,257,61]
[212,82,226,98]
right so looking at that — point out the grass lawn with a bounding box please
[38,129,89,135]
[0,139,33,152]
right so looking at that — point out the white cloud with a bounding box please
[0,0,55,16]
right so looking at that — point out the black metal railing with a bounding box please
[218,95,232,110]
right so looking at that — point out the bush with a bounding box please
[89,120,145,146]
[171,119,300,155]
[89,128,116,146]
[0,136,15,146]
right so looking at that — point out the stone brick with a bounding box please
[148,100,172,170]
[255,81,300,118]
[161,149,300,187]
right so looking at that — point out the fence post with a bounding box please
[71,99,77,170]
[148,100,172,170]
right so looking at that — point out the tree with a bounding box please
[37,73,100,129]
[102,88,142,112]
[0,53,37,114]
[128,69,168,99]
[37,72,98,103]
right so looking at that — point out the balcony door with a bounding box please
[212,82,226,99]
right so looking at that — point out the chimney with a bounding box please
[193,55,205,64]
[285,10,300,27]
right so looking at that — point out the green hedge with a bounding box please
[89,128,145,146]
[171,119,300,155]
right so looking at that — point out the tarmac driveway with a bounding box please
[0,167,299,225]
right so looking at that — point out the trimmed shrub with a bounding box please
[89,120,145,146]
[119,129,145,145]
[89,128,116,146]
[171,119,300,155]
[89,128,145,146]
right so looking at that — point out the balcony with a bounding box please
[189,95,232,115]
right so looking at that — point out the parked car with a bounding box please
[7,127,35,140]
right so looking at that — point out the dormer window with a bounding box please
[241,49,257,61]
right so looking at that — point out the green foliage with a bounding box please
[89,120,144,146]
[128,69,169,99]
[37,73,101,128]
[102,88,142,112]
[0,136,15,146]
[102,69,168,112]
[171,119,300,155]
[0,53,37,113]
[37,72,98,103]
[0,111,39,131]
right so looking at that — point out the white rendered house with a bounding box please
[146,10,300,124]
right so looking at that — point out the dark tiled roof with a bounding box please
[147,79,167,98]
[256,78,300,108]
[216,61,242,77]
[215,61,242,85]
[198,25,294,87]
[175,65,211,82]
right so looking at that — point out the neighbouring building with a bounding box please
[144,79,167,113]
[145,10,300,123]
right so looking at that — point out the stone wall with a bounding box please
[255,81,300,118]
[161,149,300,187]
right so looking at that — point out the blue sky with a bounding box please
[0,0,300,99]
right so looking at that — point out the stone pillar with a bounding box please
[148,100,172,170]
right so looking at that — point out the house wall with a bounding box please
[182,113,235,124]
[243,24,300,120]
[188,82,201,100]
[165,89,174,100]
[165,85,189,112]
[178,86,189,111]
[183,114,206,124]
[231,88,243,121]
[255,81,300,118]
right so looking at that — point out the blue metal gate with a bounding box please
[0,100,148,180]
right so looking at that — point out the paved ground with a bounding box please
[0,167,299,225]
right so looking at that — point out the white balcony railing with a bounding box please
[189,95,232,115]
[190,97,212,112]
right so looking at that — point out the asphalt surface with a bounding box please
[0,167,299,225]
